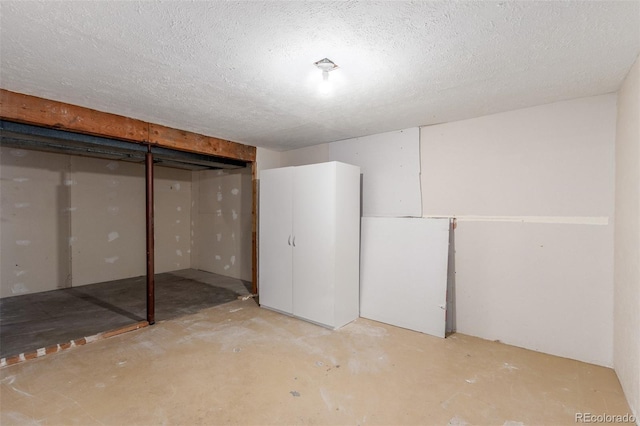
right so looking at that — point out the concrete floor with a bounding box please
[0,269,251,358]
[0,298,632,425]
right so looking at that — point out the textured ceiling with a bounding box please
[1,1,638,151]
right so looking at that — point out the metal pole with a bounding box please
[145,145,155,325]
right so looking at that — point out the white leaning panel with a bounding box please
[328,128,422,217]
[360,217,449,337]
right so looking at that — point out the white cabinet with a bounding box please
[259,161,361,329]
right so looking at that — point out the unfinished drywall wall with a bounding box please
[70,157,146,286]
[614,54,640,418]
[0,148,71,297]
[280,144,329,167]
[421,94,616,366]
[263,95,618,367]
[454,221,613,365]
[192,167,252,281]
[1,149,192,296]
[329,128,422,217]
[154,167,192,274]
[421,96,615,218]
[256,147,282,174]
[70,158,192,285]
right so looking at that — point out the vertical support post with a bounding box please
[251,161,258,295]
[145,145,155,325]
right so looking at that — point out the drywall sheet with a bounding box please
[192,167,252,281]
[280,143,329,167]
[0,146,194,296]
[420,94,616,217]
[70,157,146,286]
[360,217,449,337]
[70,158,192,286]
[454,220,613,367]
[417,94,616,366]
[0,147,71,297]
[152,167,193,274]
[329,128,421,217]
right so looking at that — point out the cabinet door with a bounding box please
[292,163,336,326]
[258,167,294,314]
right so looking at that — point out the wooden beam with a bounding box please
[149,123,255,162]
[0,90,148,142]
[1,88,259,300]
[0,89,256,162]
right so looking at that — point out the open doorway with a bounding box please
[0,122,254,360]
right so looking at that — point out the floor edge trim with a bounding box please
[0,321,149,368]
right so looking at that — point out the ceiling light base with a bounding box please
[314,58,338,73]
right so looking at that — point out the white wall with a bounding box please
[280,144,329,168]
[0,149,193,297]
[421,94,617,366]
[256,147,282,174]
[270,95,617,366]
[453,220,613,364]
[421,96,615,218]
[614,54,640,418]
[329,128,422,217]
[192,167,252,281]
[274,129,424,218]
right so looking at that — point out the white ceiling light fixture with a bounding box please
[314,57,338,81]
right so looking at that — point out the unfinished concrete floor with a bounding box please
[0,269,251,358]
[0,298,632,426]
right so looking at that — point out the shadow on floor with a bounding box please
[0,269,251,358]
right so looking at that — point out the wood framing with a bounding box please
[0,321,149,368]
[0,90,148,143]
[149,123,255,162]
[0,89,256,162]
[1,88,259,293]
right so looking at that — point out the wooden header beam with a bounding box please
[0,89,256,162]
